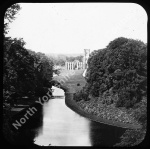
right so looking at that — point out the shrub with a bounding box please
[73,88,89,102]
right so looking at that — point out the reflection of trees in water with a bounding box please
[10,103,44,146]
[89,121,126,147]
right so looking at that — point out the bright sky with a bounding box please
[7,3,147,54]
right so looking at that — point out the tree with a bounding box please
[66,55,83,62]
[3,3,54,102]
[85,37,147,108]
[4,3,21,35]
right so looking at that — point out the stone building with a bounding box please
[65,49,90,70]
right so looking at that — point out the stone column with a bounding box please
[66,62,67,70]
[70,62,72,70]
[73,63,74,70]
[69,62,71,70]
[65,62,67,70]
[68,62,69,70]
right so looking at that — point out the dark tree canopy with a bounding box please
[85,37,147,108]
[3,4,54,104]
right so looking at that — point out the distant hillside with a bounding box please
[46,53,84,58]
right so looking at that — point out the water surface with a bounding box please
[33,87,125,146]
[34,97,91,146]
[10,87,125,146]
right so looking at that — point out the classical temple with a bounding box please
[65,49,90,70]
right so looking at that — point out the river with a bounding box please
[10,87,126,146]
[32,87,125,146]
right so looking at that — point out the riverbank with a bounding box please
[52,70,142,129]
[65,91,141,129]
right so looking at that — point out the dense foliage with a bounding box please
[114,96,147,146]
[86,37,147,109]
[3,37,54,104]
[66,55,83,62]
[3,4,54,106]
[73,86,89,102]
[49,55,66,66]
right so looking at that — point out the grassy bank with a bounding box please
[65,92,141,129]
[53,69,86,92]
[75,98,141,127]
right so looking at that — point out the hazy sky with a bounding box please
[7,3,147,54]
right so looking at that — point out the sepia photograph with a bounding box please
[3,3,147,147]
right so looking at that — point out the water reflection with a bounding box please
[90,121,126,146]
[10,83,126,147]
[10,90,126,146]
[10,103,44,146]
[34,97,91,146]
[52,86,65,96]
